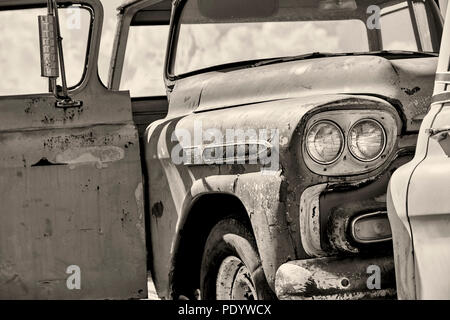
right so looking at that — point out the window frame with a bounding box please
[119,23,170,98]
[0,0,95,97]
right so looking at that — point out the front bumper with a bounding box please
[275,255,396,300]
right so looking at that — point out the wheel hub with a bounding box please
[216,256,257,300]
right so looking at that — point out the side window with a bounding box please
[0,6,91,96]
[120,25,170,97]
[380,1,434,52]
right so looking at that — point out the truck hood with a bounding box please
[171,55,437,132]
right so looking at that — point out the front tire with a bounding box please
[200,218,274,300]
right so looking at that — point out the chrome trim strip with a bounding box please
[183,140,273,165]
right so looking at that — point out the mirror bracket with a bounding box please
[39,0,83,108]
[55,98,83,109]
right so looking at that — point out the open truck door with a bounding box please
[388,1,450,300]
[0,0,147,299]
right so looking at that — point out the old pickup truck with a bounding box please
[0,0,445,300]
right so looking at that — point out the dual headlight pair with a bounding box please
[306,119,386,165]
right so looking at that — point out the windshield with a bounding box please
[172,0,441,76]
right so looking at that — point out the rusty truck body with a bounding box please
[0,0,445,299]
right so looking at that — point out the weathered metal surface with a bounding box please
[0,0,147,299]
[144,94,419,298]
[299,152,412,260]
[169,56,437,133]
[316,154,410,252]
[145,114,297,297]
[275,256,396,300]
[0,124,147,299]
[299,184,328,257]
[137,38,438,299]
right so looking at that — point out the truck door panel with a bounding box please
[0,0,147,299]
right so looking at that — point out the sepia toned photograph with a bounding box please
[1,0,450,311]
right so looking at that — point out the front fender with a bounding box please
[145,93,402,298]
[179,172,297,291]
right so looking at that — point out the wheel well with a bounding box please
[171,193,251,299]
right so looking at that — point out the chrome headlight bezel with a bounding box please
[302,104,399,177]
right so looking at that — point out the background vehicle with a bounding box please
[0,0,446,300]
[387,1,450,300]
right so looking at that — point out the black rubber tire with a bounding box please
[200,218,274,300]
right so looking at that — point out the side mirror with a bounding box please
[38,0,82,108]
[38,15,59,79]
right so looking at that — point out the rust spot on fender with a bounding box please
[402,86,421,96]
[152,201,164,218]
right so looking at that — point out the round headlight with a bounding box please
[306,121,344,164]
[348,119,386,162]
